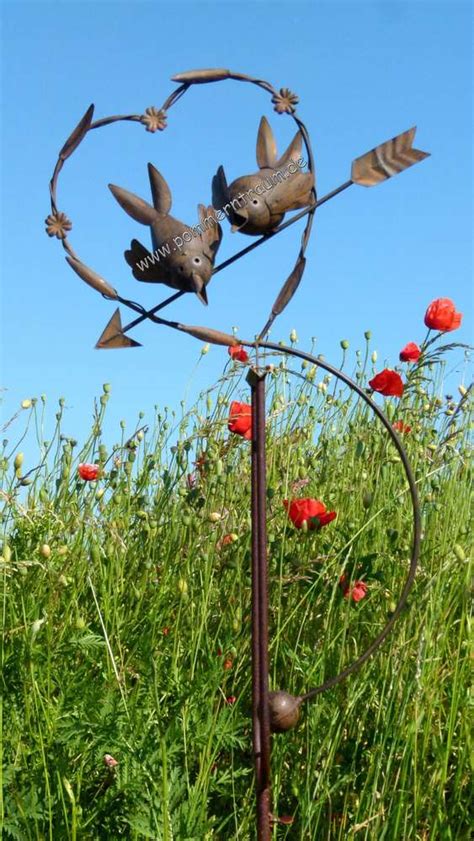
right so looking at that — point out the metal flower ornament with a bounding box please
[46,68,429,839]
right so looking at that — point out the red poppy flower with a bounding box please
[283,498,337,530]
[225,695,237,705]
[219,533,238,550]
[223,658,233,671]
[195,453,207,476]
[228,402,252,440]
[369,369,404,397]
[392,420,411,434]
[228,345,249,363]
[424,298,462,332]
[399,342,421,363]
[339,574,368,602]
[78,463,100,481]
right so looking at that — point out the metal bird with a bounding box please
[109,164,222,305]
[212,116,315,236]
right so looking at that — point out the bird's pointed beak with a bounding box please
[191,272,208,305]
[231,207,249,232]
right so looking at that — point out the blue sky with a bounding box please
[1,0,472,452]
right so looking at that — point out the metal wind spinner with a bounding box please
[46,68,428,839]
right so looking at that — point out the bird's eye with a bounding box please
[193,257,201,265]
[179,266,184,272]
[252,199,259,206]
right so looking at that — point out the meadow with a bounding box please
[1,321,472,840]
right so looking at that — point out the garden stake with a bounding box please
[248,369,271,840]
[47,67,429,838]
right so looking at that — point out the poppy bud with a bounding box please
[268,691,301,733]
[40,544,51,559]
[458,385,467,397]
[371,351,377,363]
[290,329,298,343]
[362,491,373,509]
[340,339,349,350]
[208,511,222,523]
[453,544,466,562]
[364,330,372,340]
[201,344,210,355]
[21,399,32,409]
[14,452,24,471]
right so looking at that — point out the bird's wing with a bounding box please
[268,172,315,214]
[147,163,172,215]
[125,238,167,283]
[197,204,222,259]
[212,165,230,211]
[256,116,277,169]
[109,184,159,225]
[275,130,303,169]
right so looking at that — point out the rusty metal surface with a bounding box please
[248,369,271,841]
[46,68,427,840]
[212,116,315,236]
[109,165,222,305]
[351,126,430,187]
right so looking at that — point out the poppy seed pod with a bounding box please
[268,691,301,733]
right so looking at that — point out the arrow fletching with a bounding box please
[351,127,430,187]
[95,309,141,349]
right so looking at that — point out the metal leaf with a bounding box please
[178,324,241,347]
[108,184,158,225]
[270,257,306,317]
[66,256,118,299]
[351,127,430,187]
[171,68,231,84]
[95,309,141,349]
[59,104,94,162]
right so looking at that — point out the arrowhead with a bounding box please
[95,309,142,349]
[351,127,430,186]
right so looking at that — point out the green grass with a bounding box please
[1,334,472,840]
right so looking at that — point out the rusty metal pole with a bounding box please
[248,369,271,841]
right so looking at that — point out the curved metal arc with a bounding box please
[254,341,421,699]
